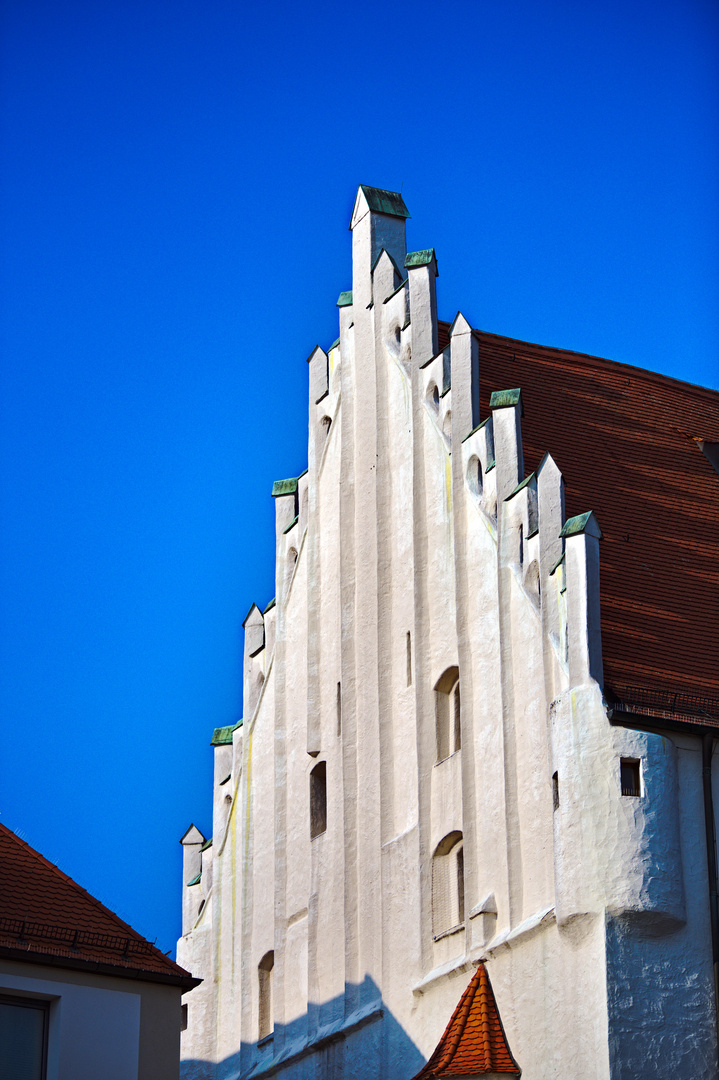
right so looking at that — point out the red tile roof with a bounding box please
[437,321,719,727]
[0,823,199,989]
[412,963,520,1077]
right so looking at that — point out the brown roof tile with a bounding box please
[411,962,519,1077]
[0,823,199,989]
[437,320,719,727]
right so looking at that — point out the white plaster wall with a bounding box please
[178,921,214,1078]
[604,734,717,1078]
[178,193,718,1080]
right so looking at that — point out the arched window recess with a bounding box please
[432,831,465,938]
[435,667,461,763]
[258,950,274,1040]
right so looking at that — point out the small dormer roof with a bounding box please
[272,476,299,497]
[352,185,410,224]
[405,248,437,271]
[560,510,602,540]
[211,721,243,746]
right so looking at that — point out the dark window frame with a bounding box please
[621,758,642,797]
[0,993,50,1080]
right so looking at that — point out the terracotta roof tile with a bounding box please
[0,823,198,988]
[437,320,719,727]
[412,963,519,1077]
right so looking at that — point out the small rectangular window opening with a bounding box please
[336,682,342,737]
[406,631,412,686]
[621,758,641,797]
[552,771,559,812]
[181,1003,188,1031]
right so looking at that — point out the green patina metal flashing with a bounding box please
[187,873,201,887]
[200,838,213,851]
[527,525,539,539]
[549,552,565,576]
[337,291,353,307]
[440,384,451,399]
[263,597,276,614]
[485,459,496,472]
[490,388,523,410]
[462,416,491,443]
[283,515,298,534]
[329,337,340,351]
[404,249,436,269]
[272,477,299,498]
[359,185,410,219]
[506,472,536,501]
[211,721,243,746]
[560,511,597,538]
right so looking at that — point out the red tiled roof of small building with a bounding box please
[412,963,520,1077]
[437,321,719,727]
[0,823,198,988]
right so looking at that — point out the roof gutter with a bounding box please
[0,944,202,992]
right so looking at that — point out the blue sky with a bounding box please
[1,0,717,956]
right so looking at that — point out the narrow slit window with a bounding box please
[310,761,327,837]
[453,682,461,752]
[406,631,412,686]
[181,1003,188,1031]
[336,682,342,737]
[456,845,465,923]
[258,951,274,1039]
[621,758,641,797]
[552,771,559,812]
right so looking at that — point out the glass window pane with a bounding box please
[0,999,46,1080]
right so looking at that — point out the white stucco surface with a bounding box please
[177,187,718,1079]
